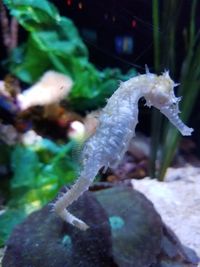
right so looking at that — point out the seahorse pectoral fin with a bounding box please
[160,105,193,136]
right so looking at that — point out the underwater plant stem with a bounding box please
[158,128,179,181]
[0,1,18,53]
[151,0,182,180]
[0,1,11,52]
[152,0,160,71]
[189,0,197,49]
[150,0,161,178]
[158,0,199,181]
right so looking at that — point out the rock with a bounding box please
[94,185,163,267]
[2,191,113,267]
[2,183,199,267]
[151,224,199,267]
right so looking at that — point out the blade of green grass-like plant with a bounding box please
[150,0,179,178]
[160,0,180,73]
[158,78,200,180]
[152,0,160,70]
[150,0,161,178]
[158,0,199,180]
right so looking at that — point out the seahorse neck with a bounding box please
[112,74,156,109]
[125,74,156,95]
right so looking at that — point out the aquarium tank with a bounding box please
[0,0,200,266]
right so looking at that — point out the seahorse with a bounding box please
[52,68,193,230]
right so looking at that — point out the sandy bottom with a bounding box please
[132,165,200,257]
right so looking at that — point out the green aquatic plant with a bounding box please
[3,0,136,111]
[158,0,200,180]
[0,139,78,246]
[151,0,199,180]
[150,0,181,178]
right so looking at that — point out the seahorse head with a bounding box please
[144,71,177,107]
[144,71,193,136]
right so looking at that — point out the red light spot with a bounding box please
[66,0,72,6]
[131,20,137,28]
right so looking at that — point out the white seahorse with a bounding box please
[52,68,193,230]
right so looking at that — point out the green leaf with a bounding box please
[0,139,79,246]
[4,0,88,83]
[4,0,136,111]
[69,68,137,111]
[11,146,40,189]
[0,208,26,247]
[3,0,60,30]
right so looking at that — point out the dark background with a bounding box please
[49,0,195,73]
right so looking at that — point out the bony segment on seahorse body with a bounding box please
[53,69,193,230]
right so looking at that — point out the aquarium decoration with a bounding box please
[17,71,73,110]
[115,36,134,55]
[53,68,193,230]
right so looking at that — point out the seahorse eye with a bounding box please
[145,88,170,108]
[156,91,169,105]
